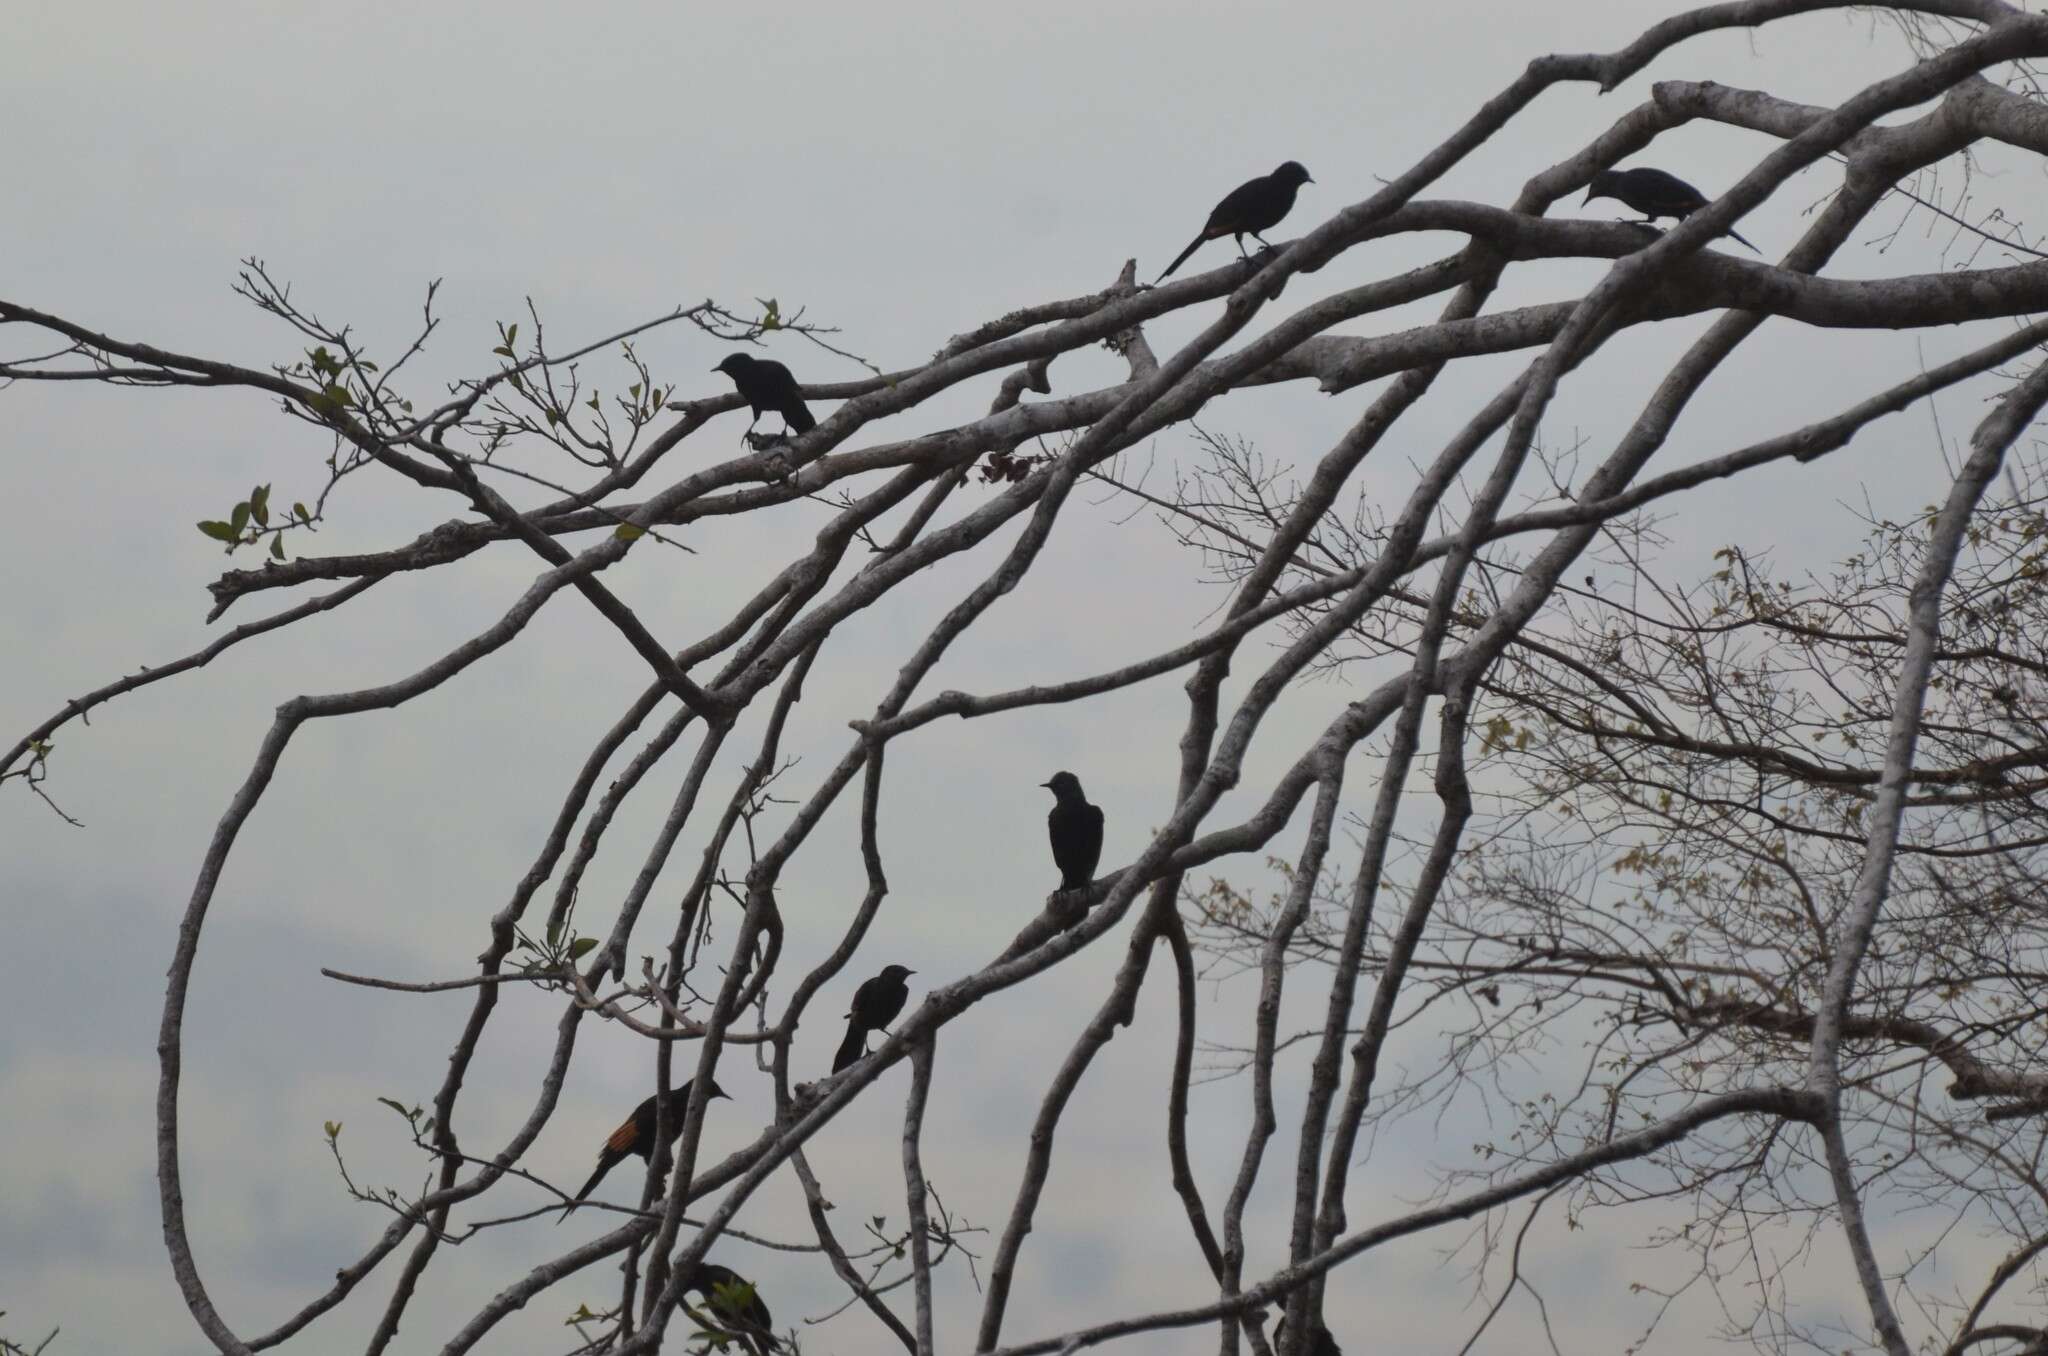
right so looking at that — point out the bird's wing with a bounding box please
[1206,175,1268,232]
[605,1116,640,1155]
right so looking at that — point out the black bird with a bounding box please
[1274,1315,1343,1356]
[1156,161,1315,282]
[559,1077,729,1221]
[713,352,817,438]
[1582,166,1758,252]
[832,964,916,1073]
[1042,771,1105,896]
[680,1261,781,1355]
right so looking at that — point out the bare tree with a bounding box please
[8,4,2048,1354]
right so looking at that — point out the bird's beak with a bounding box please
[1581,187,1596,204]
[1039,780,1053,788]
[709,366,720,373]
[1306,175,1316,184]
[907,970,917,976]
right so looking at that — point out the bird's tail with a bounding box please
[786,402,817,435]
[1726,226,1759,253]
[1155,232,1208,283]
[557,1160,610,1224]
[832,1019,869,1074]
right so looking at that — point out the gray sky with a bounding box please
[5,3,2043,1353]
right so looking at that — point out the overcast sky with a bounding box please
[5,3,2044,1354]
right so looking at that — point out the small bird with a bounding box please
[832,964,915,1073]
[1581,166,1758,252]
[1156,161,1316,282]
[559,1077,729,1221]
[713,352,817,439]
[1042,771,1105,896]
[680,1262,781,1355]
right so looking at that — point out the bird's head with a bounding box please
[713,353,754,377]
[1582,170,1622,206]
[1041,770,1083,800]
[881,964,916,982]
[1277,160,1314,186]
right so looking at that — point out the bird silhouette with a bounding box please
[833,964,915,1073]
[713,353,817,438]
[1274,1315,1343,1356]
[1043,771,1105,897]
[680,1261,781,1355]
[1157,161,1315,282]
[559,1078,729,1221]
[1582,166,1757,252]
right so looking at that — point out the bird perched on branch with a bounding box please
[1043,770,1104,898]
[832,964,915,1073]
[559,1077,729,1221]
[1156,161,1315,282]
[680,1261,781,1355]
[713,352,817,439]
[1581,166,1758,252]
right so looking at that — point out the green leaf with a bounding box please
[546,917,563,950]
[250,484,271,527]
[230,501,250,534]
[568,936,599,959]
[505,323,518,349]
[197,520,238,542]
[293,502,311,522]
[376,1096,410,1118]
[492,345,514,358]
[271,536,286,561]
[614,523,646,542]
[324,1120,341,1140]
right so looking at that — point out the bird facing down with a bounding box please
[679,1262,781,1355]
[1156,160,1315,282]
[713,352,817,438]
[1042,771,1105,896]
[559,1077,729,1221]
[1582,166,1757,252]
[833,964,916,1073]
